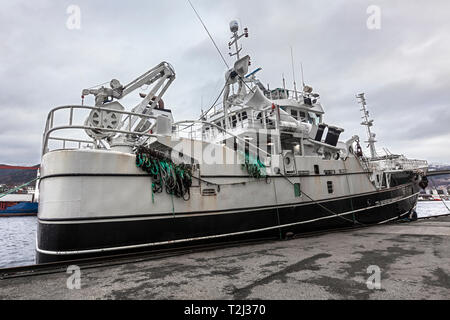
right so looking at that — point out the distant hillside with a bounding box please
[429,163,450,170]
[426,163,450,190]
[0,164,39,187]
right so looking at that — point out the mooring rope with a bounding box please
[276,171,365,226]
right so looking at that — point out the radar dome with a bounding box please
[230,20,239,33]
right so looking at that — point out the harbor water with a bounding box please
[0,201,449,269]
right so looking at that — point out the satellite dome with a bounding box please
[230,20,239,33]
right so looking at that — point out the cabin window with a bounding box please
[314,165,320,175]
[327,181,334,194]
[231,115,237,128]
[299,111,306,119]
[291,109,298,120]
[241,112,248,120]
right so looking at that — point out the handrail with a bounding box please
[173,119,271,158]
[365,157,428,172]
[47,136,96,150]
[43,105,159,133]
[42,125,157,155]
[42,105,272,159]
[42,105,159,156]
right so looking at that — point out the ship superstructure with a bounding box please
[36,21,428,263]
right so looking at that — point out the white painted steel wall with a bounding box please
[38,149,376,221]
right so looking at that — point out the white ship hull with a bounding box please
[36,149,420,263]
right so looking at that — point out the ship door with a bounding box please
[283,151,296,175]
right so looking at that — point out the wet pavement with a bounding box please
[1,215,449,299]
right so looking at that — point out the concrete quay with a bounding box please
[1,215,449,300]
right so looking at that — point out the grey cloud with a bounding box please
[0,0,449,164]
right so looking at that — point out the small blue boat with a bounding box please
[0,202,38,217]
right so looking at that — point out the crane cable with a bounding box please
[187,1,256,119]
[186,0,229,69]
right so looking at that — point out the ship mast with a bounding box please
[228,21,248,97]
[356,93,377,158]
[228,21,248,61]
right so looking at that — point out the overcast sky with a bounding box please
[1,0,449,165]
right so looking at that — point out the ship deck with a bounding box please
[1,214,449,299]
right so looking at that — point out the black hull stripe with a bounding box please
[38,192,418,225]
[36,206,414,256]
[38,183,413,223]
[36,189,419,262]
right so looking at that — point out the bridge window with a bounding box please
[307,112,321,125]
[299,111,306,120]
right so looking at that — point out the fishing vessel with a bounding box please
[418,188,449,201]
[0,166,39,217]
[36,21,428,263]
[0,194,38,217]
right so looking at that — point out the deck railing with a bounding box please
[41,105,158,156]
[173,119,272,158]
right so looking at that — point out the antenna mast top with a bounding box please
[356,93,377,158]
[228,20,248,61]
[290,47,298,100]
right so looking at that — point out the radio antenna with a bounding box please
[290,46,298,100]
[301,62,305,88]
